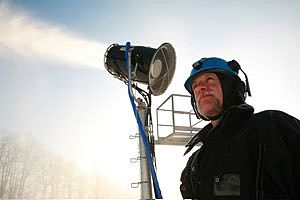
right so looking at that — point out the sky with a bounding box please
[1,0,300,198]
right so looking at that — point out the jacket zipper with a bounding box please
[256,142,267,200]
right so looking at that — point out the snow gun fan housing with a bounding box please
[104,43,176,96]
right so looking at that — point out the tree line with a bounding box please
[0,130,132,199]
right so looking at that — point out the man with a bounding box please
[180,57,300,199]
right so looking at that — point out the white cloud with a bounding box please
[0,1,107,69]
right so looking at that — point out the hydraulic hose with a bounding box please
[125,42,163,199]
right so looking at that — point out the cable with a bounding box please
[125,42,163,199]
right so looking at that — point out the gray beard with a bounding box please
[197,97,222,119]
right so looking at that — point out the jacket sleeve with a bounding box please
[268,110,300,198]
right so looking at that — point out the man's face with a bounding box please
[192,72,223,118]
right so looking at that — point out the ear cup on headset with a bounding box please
[235,80,246,102]
[228,59,251,97]
[227,60,241,73]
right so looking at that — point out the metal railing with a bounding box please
[155,94,205,145]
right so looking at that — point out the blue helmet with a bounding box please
[184,57,240,94]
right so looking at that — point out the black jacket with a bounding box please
[180,104,300,200]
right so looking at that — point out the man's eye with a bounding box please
[192,84,197,91]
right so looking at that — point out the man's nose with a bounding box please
[194,83,207,95]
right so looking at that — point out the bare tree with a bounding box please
[0,135,18,198]
[7,142,21,199]
[15,135,39,198]
[0,131,127,199]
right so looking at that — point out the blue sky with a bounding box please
[1,0,300,198]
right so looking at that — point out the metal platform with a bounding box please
[155,94,207,146]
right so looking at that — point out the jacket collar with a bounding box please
[184,103,254,155]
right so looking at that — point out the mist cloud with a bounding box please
[0,1,106,69]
